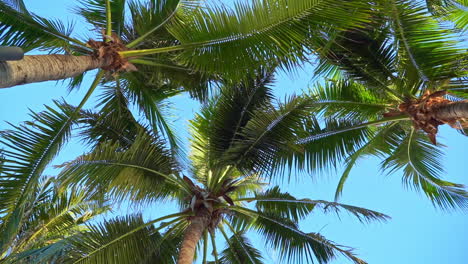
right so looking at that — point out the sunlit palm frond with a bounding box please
[67,213,186,264]
[165,0,370,79]
[381,127,468,209]
[0,101,77,253]
[58,130,184,203]
[0,2,85,52]
[15,183,109,253]
[276,116,377,176]
[385,0,465,83]
[308,80,391,119]
[447,0,468,32]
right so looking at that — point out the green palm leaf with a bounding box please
[0,101,77,253]
[0,2,86,52]
[381,127,468,209]
[230,207,366,264]
[59,130,184,203]
[75,0,126,35]
[218,228,264,264]
[224,95,312,174]
[279,116,376,176]
[164,0,370,79]
[190,71,275,171]
[308,80,390,119]
[67,213,186,264]
[385,0,466,83]
[241,186,389,224]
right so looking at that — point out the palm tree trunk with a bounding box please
[433,101,468,122]
[177,216,209,264]
[0,55,109,88]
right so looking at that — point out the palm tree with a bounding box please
[54,74,389,264]
[286,0,468,208]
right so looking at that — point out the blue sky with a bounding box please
[1,0,468,263]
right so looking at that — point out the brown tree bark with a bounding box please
[177,215,210,264]
[0,55,109,88]
[433,101,468,123]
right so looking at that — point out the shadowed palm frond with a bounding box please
[314,13,397,92]
[78,84,141,148]
[121,74,184,151]
[5,239,73,264]
[1,0,28,13]
[125,0,201,47]
[276,116,377,177]
[190,70,275,172]
[75,0,126,35]
[218,228,264,264]
[224,95,313,175]
[230,207,366,264]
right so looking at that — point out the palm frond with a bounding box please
[447,0,468,32]
[224,95,313,175]
[58,130,184,203]
[0,2,86,52]
[315,14,398,92]
[122,74,183,151]
[308,80,391,119]
[67,213,186,264]
[385,0,466,83]
[125,0,201,47]
[5,239,73,264]
[0,101,77,253]
[14,181,109,253]
[381,127,468,209]
[333,123,402,200]
[78,84,141,148]
[190,71,275,172]
[165,0,371,79]
[241,186,389,224]
[1,0,28,13]
[218,227,264,264]
[231,207,366,264]
[75,0,126,35]
[276,116,378,176]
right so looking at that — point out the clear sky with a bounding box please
[1,1,468,263]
